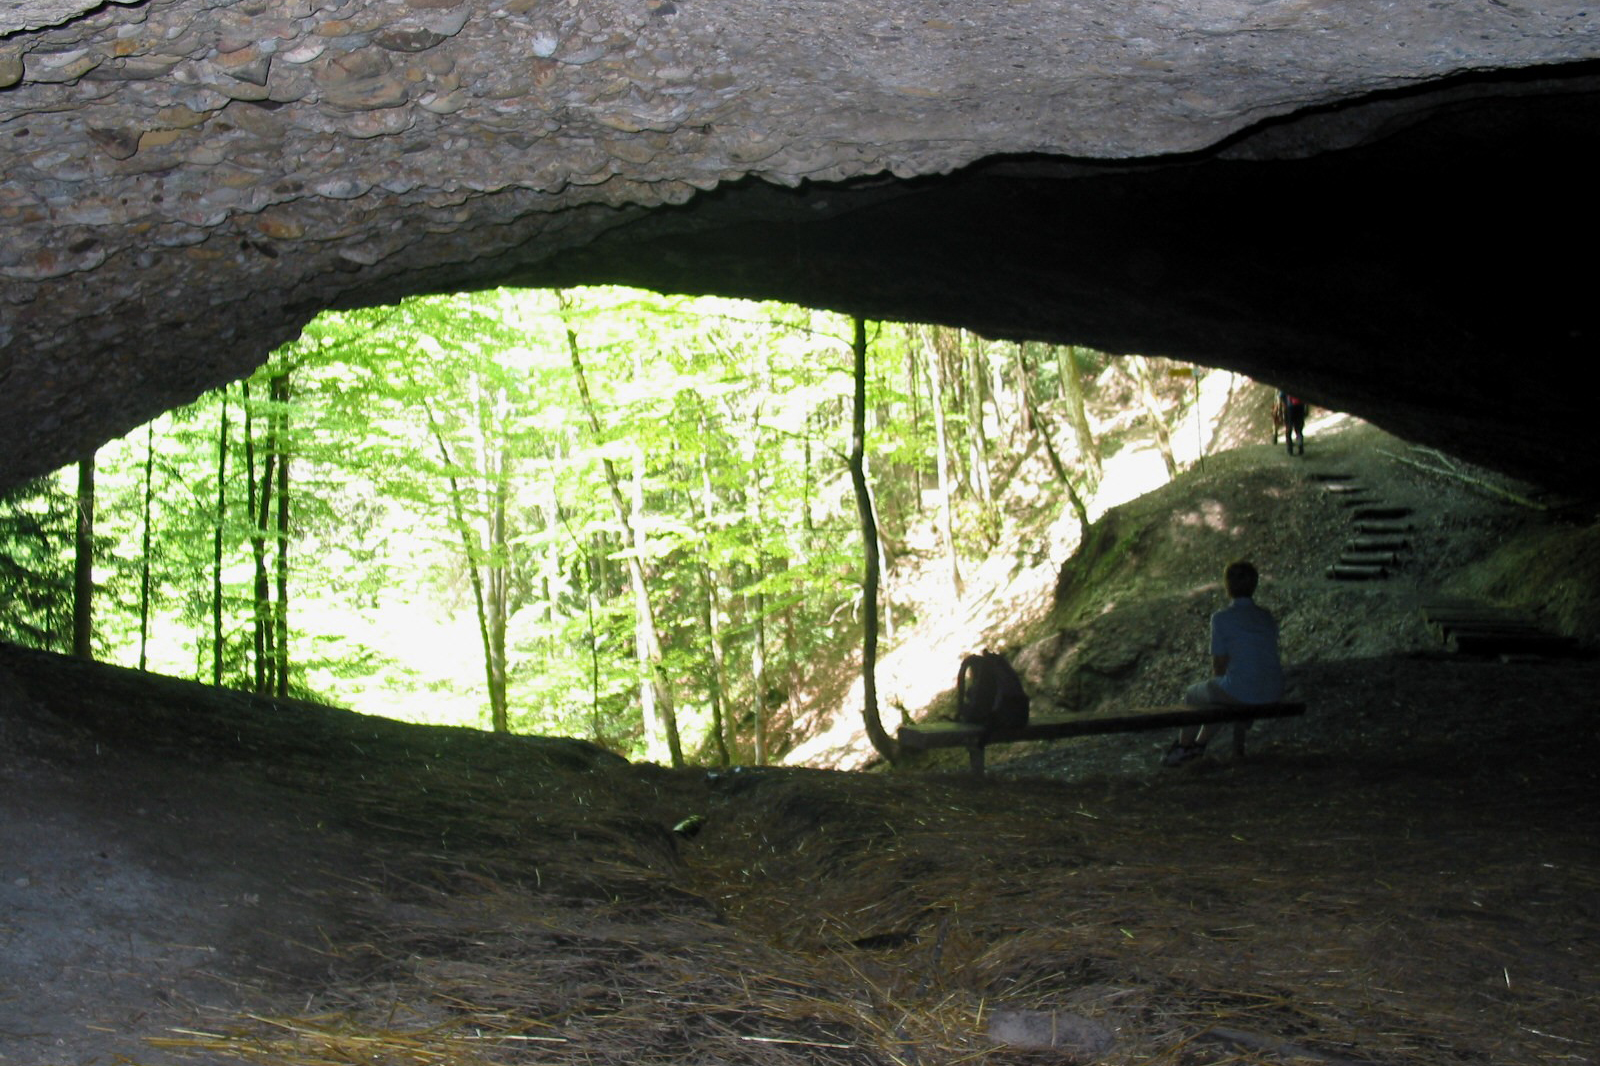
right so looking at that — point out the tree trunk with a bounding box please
[213,389,228,687]
[474,372,512,734]
[905,334,924,514]
[740,413,771,765]
[1013,342,1036,437]
[918,326,963,600]
[486,441,510,733]
[695,425,732,767]
[966,331,994,505]
[243,380,275,694]
[72,451,95,660]
[138,421,155,671]
[627,442,681,763]
[700,563,731,767]
[850,317,897,765]
[560,295,682,766]
[272,371,291,697]
[783,600,800,737]
[1129,355,1179,479]
[1061,346,1102,480]
[418,392,509,734]
[552,483,606,741]
[749,577,768,765]
[582,550,603,740]
[803,412,817,533]
[1019,347,1091,534]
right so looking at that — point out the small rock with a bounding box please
[1,52,28,87]
[376,27,448,52]
[987,1008,1115,1061]
[88,126,141,160]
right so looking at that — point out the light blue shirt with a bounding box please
[1210,596,1284,704]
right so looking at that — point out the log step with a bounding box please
[1419,603,1537,626]
[1448,632,1580,656]
[1417,601,1580,657]
[1326,564,1388,580]
[1338,551,1399,567]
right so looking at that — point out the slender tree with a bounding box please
[916,325,963,599]
[1129,355,1178,479]
[138,421,155,670]
[212,388,229,686]
[965,330,995,506]
[272,369,291,696]
[243,379,274,692]
[695,412,733,767]
[736,392,772,764]
[1018,346,1091,534]
[1061,345,1102,480]
[72,451,96,659]
[850,317,896,764]
[560,294,684,766]
[417,388,511,733]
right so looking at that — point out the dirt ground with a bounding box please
[2,417,1598,1066]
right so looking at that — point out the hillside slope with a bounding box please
[789,381,1599,774]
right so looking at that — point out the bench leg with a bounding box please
[1232,721,1249,759]
[968,744,986,776]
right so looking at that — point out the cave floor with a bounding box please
[2,636,1597,1066]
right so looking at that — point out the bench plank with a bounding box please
[898,702,1306,774]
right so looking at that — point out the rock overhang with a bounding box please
[2,0,1598,491]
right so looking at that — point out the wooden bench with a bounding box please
[897,702,1307,775]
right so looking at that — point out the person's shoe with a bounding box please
[1162,742,1205,767]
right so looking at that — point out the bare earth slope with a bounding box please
[2,422,1598,1066]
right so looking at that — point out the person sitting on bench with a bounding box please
[1163,560,1284,767]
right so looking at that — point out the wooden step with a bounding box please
[1433,619,1546,636]
[1419,603,1537,626]
[1448,632,1580,656]
[1347,536,1409,551]
[1338,551,1400,567]
[1326,564,1388,580]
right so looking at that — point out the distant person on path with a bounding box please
[1277,390,1307,455]
[1163,560,1284,767]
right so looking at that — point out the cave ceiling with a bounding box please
[2,0,1597,492]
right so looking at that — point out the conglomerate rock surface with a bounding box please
[2,0,1598,489]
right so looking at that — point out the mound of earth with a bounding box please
[2,419,1598,1066]
[889,416,1600,779]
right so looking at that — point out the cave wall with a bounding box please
[2,0,1598,491]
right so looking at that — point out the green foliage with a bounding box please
[9,285,1116,764]
[0,476,75,649]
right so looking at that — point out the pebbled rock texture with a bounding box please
[1,0,1598,490]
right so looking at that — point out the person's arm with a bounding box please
[1209,615,1228,678]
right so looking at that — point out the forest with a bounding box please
[0,287,1190,767]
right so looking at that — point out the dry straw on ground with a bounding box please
[134,700,1599,1066]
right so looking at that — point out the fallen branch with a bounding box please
[1379,448,1546,510]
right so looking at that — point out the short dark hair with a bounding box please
[1224,560,1259,598]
